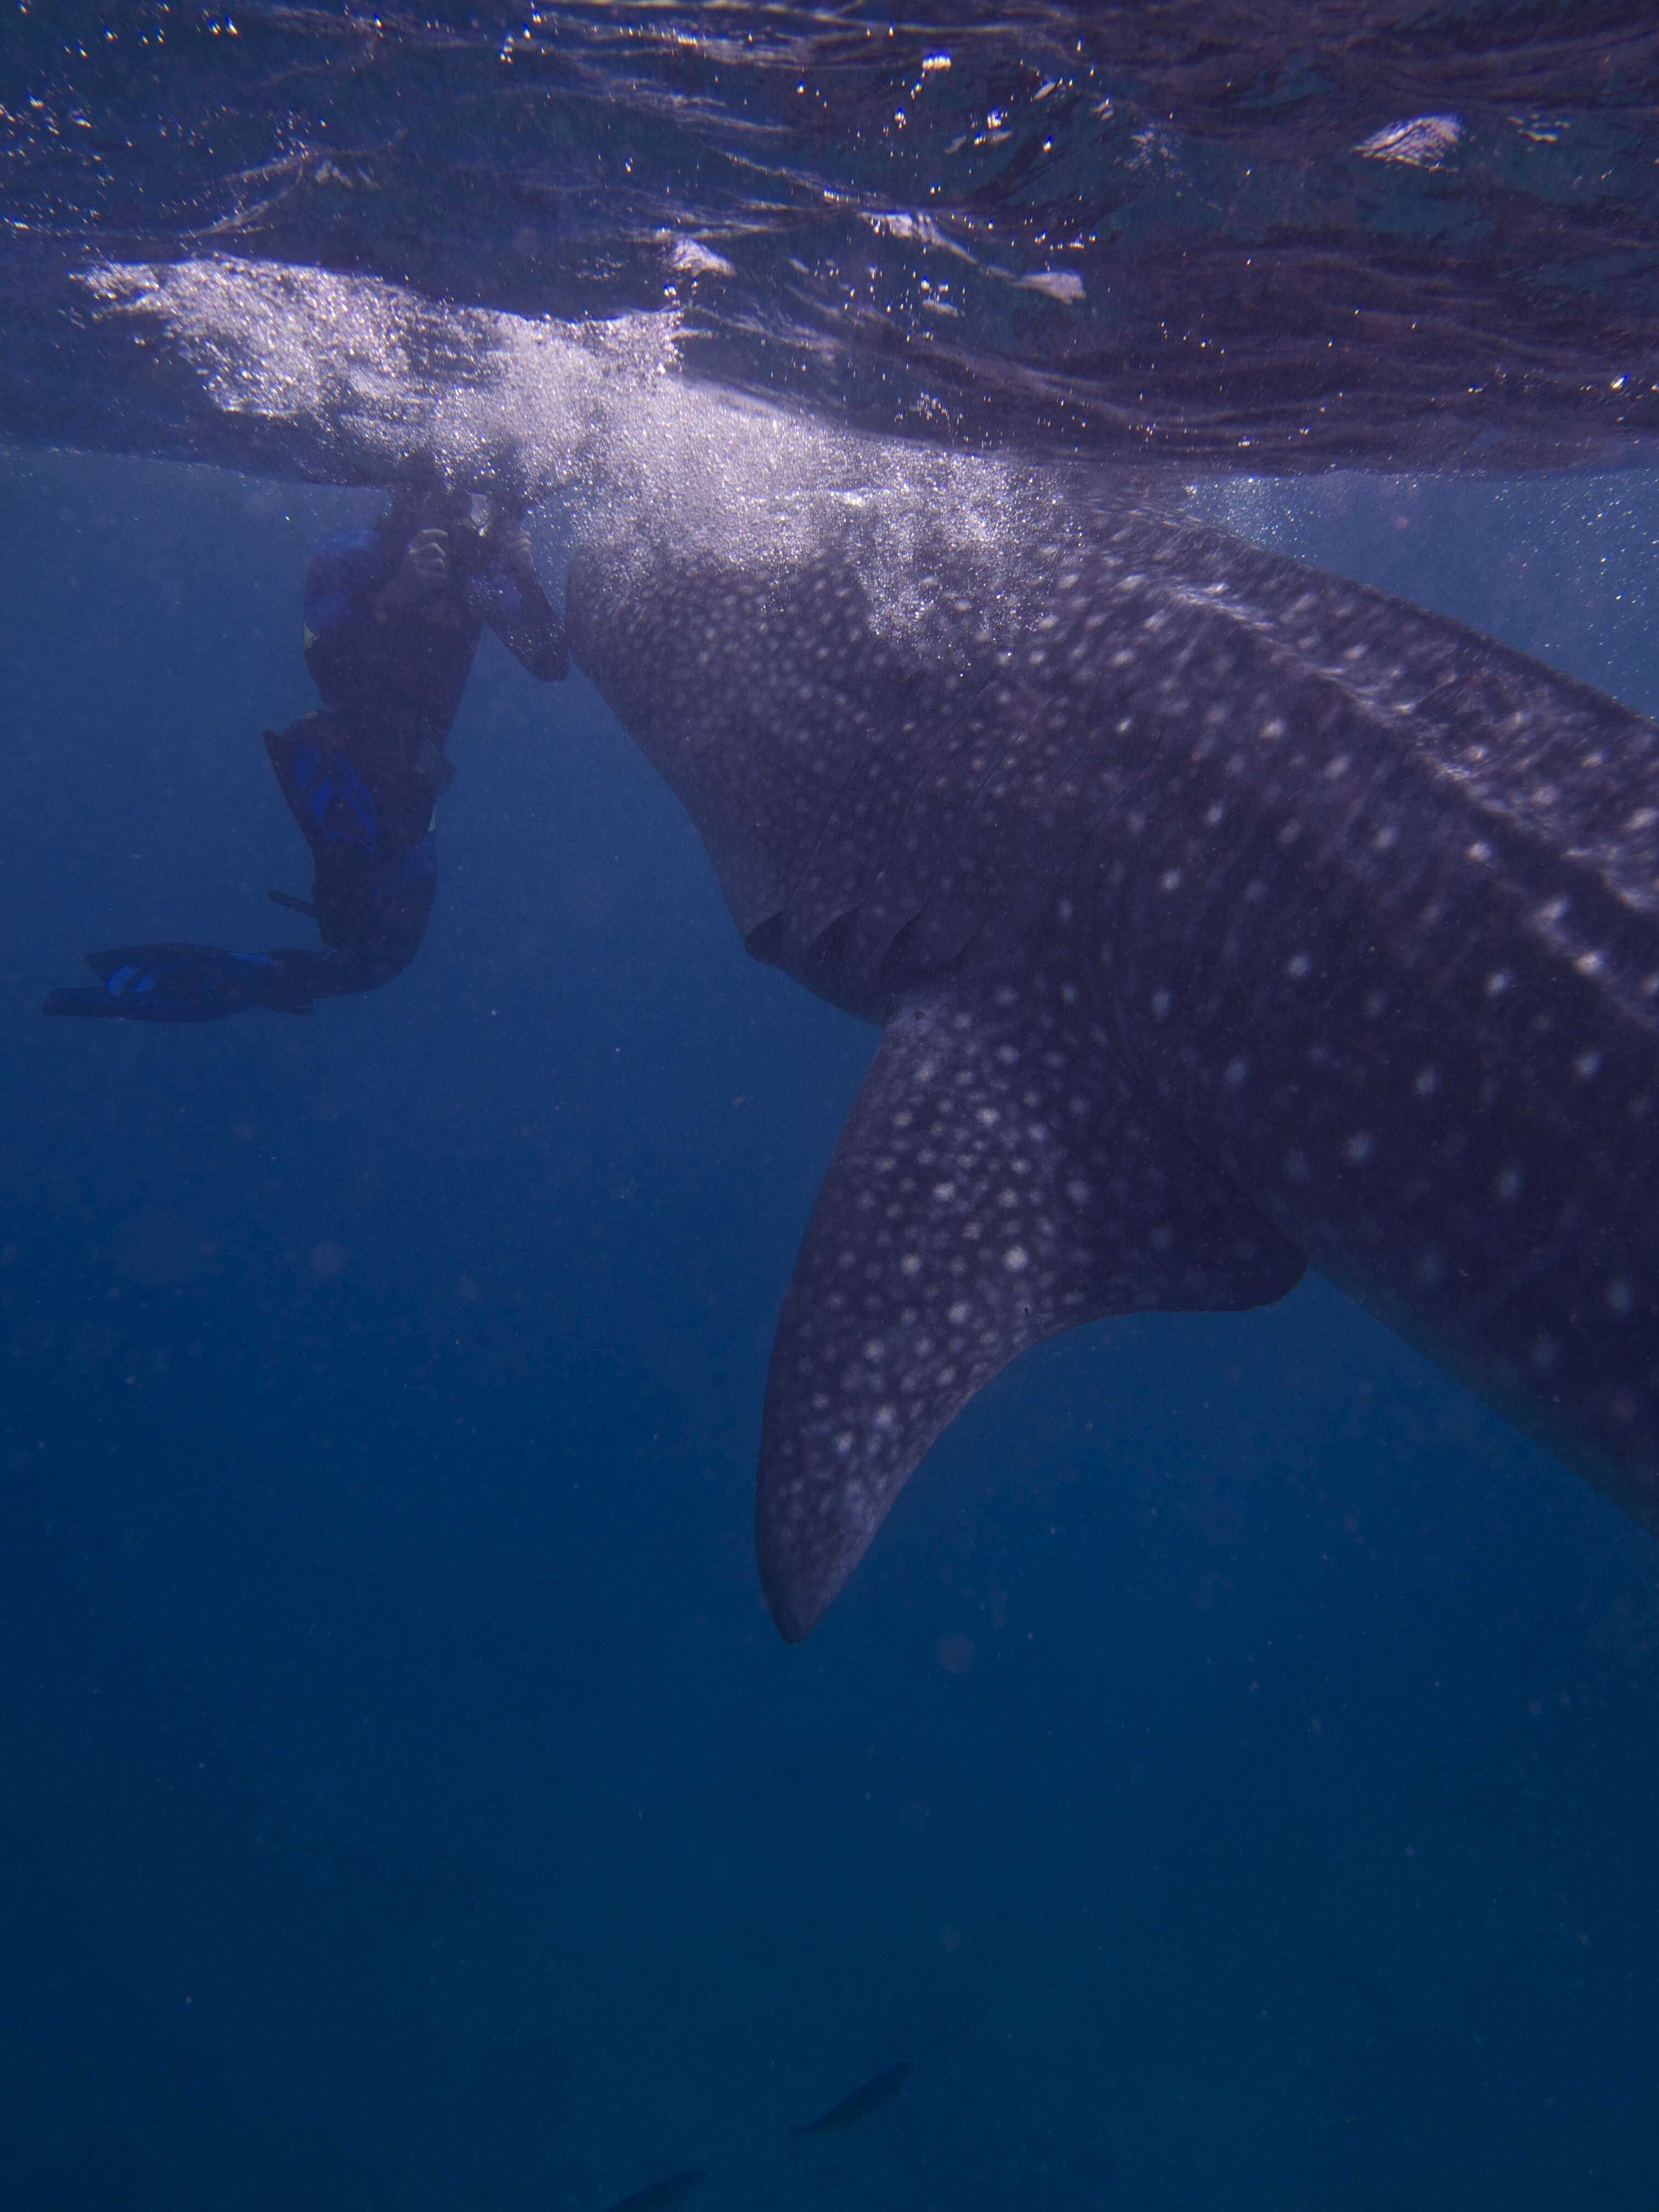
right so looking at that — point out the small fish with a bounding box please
[601,2170,706,2212]
[788,2060,914,2141]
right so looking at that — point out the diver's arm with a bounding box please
[481,514,568,681]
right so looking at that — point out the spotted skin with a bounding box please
[566,496,1659,1640]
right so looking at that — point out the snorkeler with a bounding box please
[42,481,566,1021]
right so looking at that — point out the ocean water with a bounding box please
[5,9,1659,2210]
[7,451,1659,2212]
[7,2,1657,475]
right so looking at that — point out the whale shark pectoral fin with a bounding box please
[755,967,1305,1640]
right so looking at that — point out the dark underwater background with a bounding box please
[5,453,1659,2209]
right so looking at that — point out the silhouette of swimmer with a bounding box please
[43,481,566,1022]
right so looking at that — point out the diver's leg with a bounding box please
[40,710,441,1023]
[261,712,441,1005]
[262,836,436,1006]
[38,713,342,1015]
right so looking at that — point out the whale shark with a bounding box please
[565,487,1659,1640]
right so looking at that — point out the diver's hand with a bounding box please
[489,512,535,582]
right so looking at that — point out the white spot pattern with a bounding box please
[570,494,1659,1637]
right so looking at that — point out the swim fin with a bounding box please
[42,943,296,1022]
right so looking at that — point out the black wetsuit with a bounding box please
[43,497,566,1022]
[266,509,566,1003]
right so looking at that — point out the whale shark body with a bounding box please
[566,489,1659,1639]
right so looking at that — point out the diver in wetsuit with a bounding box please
[42,482,566,1021]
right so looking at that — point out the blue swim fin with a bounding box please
[42,943,302,1022]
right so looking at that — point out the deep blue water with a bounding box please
[4,450,1659,2207]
